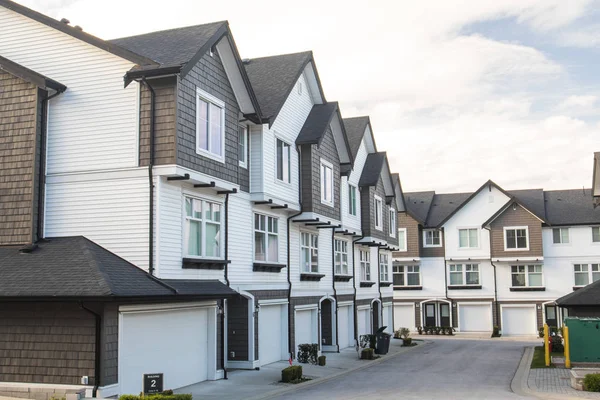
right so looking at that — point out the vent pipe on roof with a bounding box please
[60,18,70,24]
[242,58,250,64]
[74,25,83,31]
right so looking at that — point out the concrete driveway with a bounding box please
[275,338,538,400]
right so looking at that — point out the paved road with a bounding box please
[275,338,537,400]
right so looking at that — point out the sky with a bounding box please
[16,0,600,193]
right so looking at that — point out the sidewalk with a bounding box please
[418,332,539,341]
[512,347,600,400]
[176,338,426,400]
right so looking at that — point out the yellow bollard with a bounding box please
[544,323,550,367]
[564,326,571,369]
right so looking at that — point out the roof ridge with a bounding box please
[78,237,114,296]
[108,20,227,41]
[245,51,312,62]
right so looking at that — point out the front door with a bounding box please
[440,303,451,327]
[545,305,557,328]
[372,302,380,333]
[424,303,436,327]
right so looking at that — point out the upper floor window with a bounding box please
[254,214,278,262]
[321,160,334,206]
[348,184,357,216]
[393,264,420,286]
[301,232,318,273]
[389,208,396,237]
[334,239,349,275]
[423,229,441,247]
[238,125,248,168]
[593,227,600,243]
[397,228,407,251]
[276,138,291,183]
[504,227,528,251]
[360,249,371,281]
[374,195,383,230]
[553,228,569,244]
[511,265,543,287]
[196,88,225,162]
[379,253,389,282]
[449,264,480,286]
[458,228,478,248]
[184,197,221,258]
[574,263,600,286]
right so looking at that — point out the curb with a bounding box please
[248,341,431,400]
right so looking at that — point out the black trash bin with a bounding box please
[375,326,391,355]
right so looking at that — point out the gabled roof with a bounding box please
[0,0,156,66]
[0,237,235,299]
[0,55,66,92]
[244,51,326,124]
[556,279,600,306]
[544,189,600,226]
[403,191,436,225]
[343,116,377,159]
[391,173,406,212]
[426,192,472,228]
[359,152,386,187]
[508,189,546,221]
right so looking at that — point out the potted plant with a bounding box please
[398,327,412,346]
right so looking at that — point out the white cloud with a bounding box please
[557,24,600,48]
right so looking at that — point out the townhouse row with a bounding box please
[392,181,600,336]
[0,0,403,396]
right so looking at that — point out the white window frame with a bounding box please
[573,263,600,287]
[379,253,389,282]
[504,226,529,251]
[374,195,383,231]
[510,265,544,288]
[552,227,570,245]
[592,227,600,243]
[348,184,357,216]
[360,249,371,281]
[389,208,396,237]
[300,231,319,273]
[276,137,291,184]
[448,263,480,286]
[392,264,421,287]
[195,87,225,162]
[183,196,223,259]
[397,228,407,252]
[423,229,442,247]
[238,125,248,168]
[320,159,334,206]
[253,213,279,263]
[458,228,479,249]
[334,239,349,275]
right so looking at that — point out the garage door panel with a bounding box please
[358,309,370,336]
[295,309,316,350]
[502,306,536,336]
[394,304,414,331]
[459,304,492,332]
[259,305,284,365]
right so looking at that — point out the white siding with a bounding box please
[355,246,380,301]
[249,125,263,194]
[290,226,334,297]
[0,7,139,174]
[45,176,150,269]
[341,137,369,233]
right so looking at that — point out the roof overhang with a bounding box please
[594,152,600,207]
[0,55,66,93]
[482,198,545,228]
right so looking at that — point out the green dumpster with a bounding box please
[565,317,600,363]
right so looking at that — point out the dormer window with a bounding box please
[374,195,383,230]
[504,226,529,251]
[423,229,441,247]
[276,138,291,183]
[320,159,334,206]
[196,88,225,162]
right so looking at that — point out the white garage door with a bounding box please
[357,309,370,336]
[459,304,493,332]
[394,304,414,331]
[502,306,537,336]
[338,305,353,349]
[120,306,210,394]
[259,304,285,365]
[383,305,392,333]
[295,309,316,351]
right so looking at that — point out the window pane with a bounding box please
[238,126,246,163]
[562,229,569,244]
[398,230,406,250]
[593,227,600,242]
[209,103,222,155]
[255,232,265,261]
[185,198,193,217]
[205,222,220,257]
[459,229,468,247]
[197,100,208,151]
[450,272,462,285]
[512,273,525,287]
[517,229,527,248]
[393,272,405,286]
[283,143,290,183]
[407,272,420,286]
[466,271,479,285]
[575,273,589,286]
[432,231,440,245]
[267,234,278,262]
[276,140,283,180]
[469,229,478,247]
[529,273,543,287]
[593,272,600,283]
[187,220,201,256]
[553,228,561,244]
[301,248,310,272]
[506,230,516,248]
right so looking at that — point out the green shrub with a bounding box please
[584,373,600,392]
[317,355,326,366]
[119,394,192,400]
[550,335,564,353]
[402,338,412,346]
[538,327,544,338]
[395,327,410,339]
[297,343,319,364]
[282,365,303,383]
[360,348,374,360]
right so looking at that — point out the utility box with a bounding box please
[565,318,600,363]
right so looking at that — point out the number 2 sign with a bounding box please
[143,373,163,394]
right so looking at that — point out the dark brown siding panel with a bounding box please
[393,212,420,259]
[0,70,39,245]
[139,77,177,167]
[419,227,445,257]
[0,302,95,385]
[489,204,543,258]
[101,303,118,386]
[300,145,313,211]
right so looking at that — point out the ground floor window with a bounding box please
[393,264,420,286]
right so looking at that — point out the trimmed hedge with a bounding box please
[584,373,600,392]
[297,343,319,364]
[119,394,192,400]
[282,365,303,383]
[318,355,326,366]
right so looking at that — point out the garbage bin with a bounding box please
[375,326,391,355]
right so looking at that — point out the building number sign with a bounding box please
[143,373,163,394]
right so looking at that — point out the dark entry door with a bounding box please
[372,302,380,333]
[545,305,557,328]
[440,303,451,327]
[424,303,436,327]
[321,299,332,345]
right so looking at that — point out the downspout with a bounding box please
[142,79,156,276]
[222,191,231,379]
[377,245,383,328]
[79,303,101,398]
[37,88,66,242]
[351,234,365,345]
[331,228,339,352]
[485,226,499,328]
[287,145,303,360]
